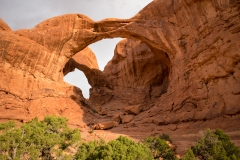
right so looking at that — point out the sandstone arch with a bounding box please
[11,13,172,82]
[0,0,240,155]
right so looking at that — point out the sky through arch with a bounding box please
[64,38,123,98]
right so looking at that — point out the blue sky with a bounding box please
[0,0,152,98]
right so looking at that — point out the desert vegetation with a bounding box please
[0,116,239,160]
[0,116,80,159]
[181,129,240,160]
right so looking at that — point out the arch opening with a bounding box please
[64,69,91,98]
[88,38,123,71]
[62,38,124,99]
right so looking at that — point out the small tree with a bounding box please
[0,121,22,159]
[160,133,172,143]
[0,116,81,160]
[214,129,240,159]
[190,129,240,160]
[143,136,177,160]
[75,136,154,160]
[107,136,153,160]
[181,149,196,160]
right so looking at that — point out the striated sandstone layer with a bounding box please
[0,0,240,155]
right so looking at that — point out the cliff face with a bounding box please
[0,0,240,155]
[104,38,168,104]
[87,38,168,107]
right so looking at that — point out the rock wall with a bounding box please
[85,38,169,113]
[0,0,240,155]
[104,38,168,104]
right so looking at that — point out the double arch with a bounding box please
[54,14,174,87]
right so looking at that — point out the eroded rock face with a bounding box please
[87,38,168,107]
[105,39,166,88]
[136,0,240,124]
[0,0,240,155]
[104,38,168,104]
[0,16,99,126]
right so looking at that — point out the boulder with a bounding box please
[93,121,118,130]
[124,105,142,115]
[121,115,134,124]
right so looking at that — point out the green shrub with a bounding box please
[75,136,154,160]
[181,149,196,160]
[160,133,172,143]
[0,116,81,160]
[190,129,240,160]
[143,136,177,160]
[214,129,240,159]
[76,140,104,160]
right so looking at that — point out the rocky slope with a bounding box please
[0,0,240,155]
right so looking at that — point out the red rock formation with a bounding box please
[104,38,168,105]
[0,16,98,127]
[0,0,240,155]
[0,18,12,32]
[85,38,168,107]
